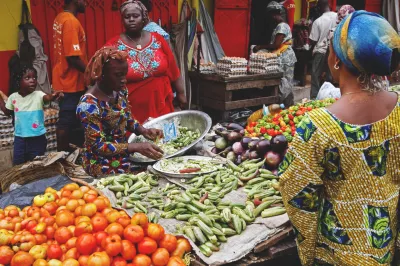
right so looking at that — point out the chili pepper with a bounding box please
[180,168,201,174]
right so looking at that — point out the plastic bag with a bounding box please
[317,82,341,100]
[0,175,72,209]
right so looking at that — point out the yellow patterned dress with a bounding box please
[279,97,400,266]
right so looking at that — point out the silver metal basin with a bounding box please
[129,111,212,163]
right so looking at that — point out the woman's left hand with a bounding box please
[142,128,164,141]
[177,92,187,110]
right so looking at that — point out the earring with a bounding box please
[334,63,340,70]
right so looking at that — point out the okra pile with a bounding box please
[96,172,159,213]
[95,157,286,258]
[162,158,286,257]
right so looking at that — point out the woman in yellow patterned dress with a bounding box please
[279,11,400,266]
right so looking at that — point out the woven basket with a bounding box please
[0,162,65,193]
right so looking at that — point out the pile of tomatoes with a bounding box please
[0,183,191,266]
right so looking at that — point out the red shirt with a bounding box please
[283,0,296,30]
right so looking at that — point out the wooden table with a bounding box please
[189,72,282,121]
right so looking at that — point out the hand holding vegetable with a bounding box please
[142,128,164,141]
[128,142,164,160]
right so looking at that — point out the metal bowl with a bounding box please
[129,111,212,163]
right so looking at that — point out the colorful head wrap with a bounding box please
[267,1,283,12]
[120,0,149,25]
[84,47,128,87]
[333,10,400,76]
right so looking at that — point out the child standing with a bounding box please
[0,65,63,165]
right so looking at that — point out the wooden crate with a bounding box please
[189,72,282,120]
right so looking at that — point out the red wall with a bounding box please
[1,0,178,96]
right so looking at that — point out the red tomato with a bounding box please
[133,254,152,266]
[152,248,170,266]
[167,256,186,266]
[65,237,77,250]
[87,251,111,266]
[75,221,93,237]
[0,246,14,264]
[65,247,80,260]
[159,234,177,253]
[92,216,108,232]
[146,223,165,241]
[47,244,63,260]
[111,256,127,266]
[78,255,89,266]
[121,240,136,260]
[54,227,72,244]
[101,234,122,257]
[130,213,148,229]
[45,226,56,240]
[55,210,74,227]
[10,251,34,266]
[138,237,157,255]
[94,231,109,246]
[76,233,97,255]
[34,234,47,245]
[123,225,144,243]
[116,216,131,228]
[105,223,124,236]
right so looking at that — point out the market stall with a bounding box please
[0,96,341,265]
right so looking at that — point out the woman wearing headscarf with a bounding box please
[279,11,400,266]
[105,0,186,124]
[139,0,170,41]
[76,47,164,177]
[253,1,297,106]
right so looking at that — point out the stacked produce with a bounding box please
[245,98,336,141]
[216,57,248,77]
[0,112,13,149]
[210,123,288,173]
[198,62,216,74]
[96,157,285,258]
[0,183,191,266]
[44,108,59,154]
[248,52,280,75]
[169,159,284,257]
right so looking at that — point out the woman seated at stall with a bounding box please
[105,0,186,124]
[253,1,297,107]
[279,11,400,265]
[77,47,164,177]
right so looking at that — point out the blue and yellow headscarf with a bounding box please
[333,11,400,76]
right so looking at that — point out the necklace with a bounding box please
[341,91,371,96]
[125,32,142,49]
[96,86,115,100]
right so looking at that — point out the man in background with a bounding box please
[309,0,337,98]
[52,0,87,152]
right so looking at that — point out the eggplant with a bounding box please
[215,129,230,140]
[211,147,218,154]
[248,140,260,151]
[265,151,282,170]
[256,140,271,156]
[271,135,288,153]
[226,151,237,162]
[212,135,221,142]
[235,155,242,165]
[220,146,233,158]
[249,151,259,160]
[241,137,252,149]
[232,142,244,155]
[240,129,245,136]
[227,132,242,143]
[227,123,244,131]
[242,150,250,161]
[215,137,228,150]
